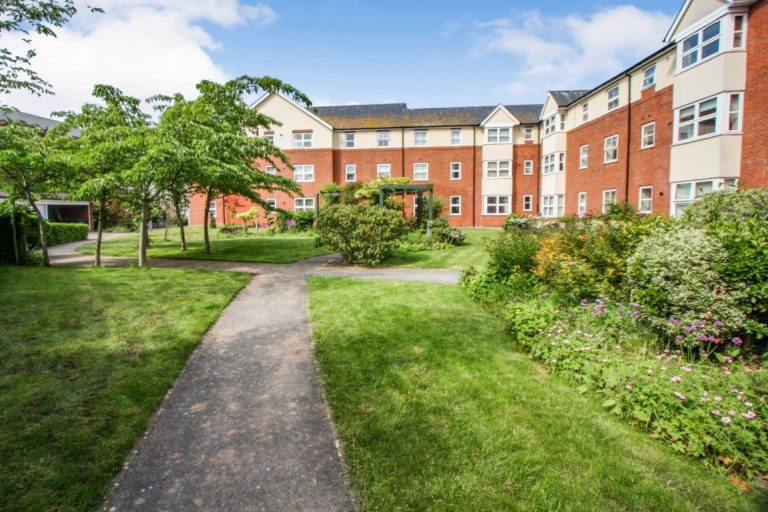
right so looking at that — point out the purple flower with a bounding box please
[714,320,724,328]
[708,336,717,343]
[731,337,743,346]
[744,402,753,408]
[684,326,697,333]
[714,396,723,402]
[695,321,705,328]
[580,299,588,307]
[721,416,732,424]
[743,411,757,419]
[668,317,681,326]
[698,334,709,341]
[630,303,640,308]
[675,335,684,342]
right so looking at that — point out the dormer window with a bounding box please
[607,86,620,111]
[486,127,510,143]
[642,64,656,89]
[681,20,721,69]
[543,114,558,135]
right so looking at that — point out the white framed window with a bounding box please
[377,163,391,179]
[525,127,534,140]
[733,15,746,49]
[641,122,656,149]
[265,198,277,211]
[450,162,461,180]
[604,135,619,163]
[602,189,617,213]
[485,160,511,178]
[638,186,653,213]
[208,201,216,217]
[292,132,312,148]
[294,197,315,212]
[672,179,737,216]
[560,113,566,131]
[642,64,656,89]
[345,164,356,182]
[377,131,390,147]
[486,127,511,143]
[451,129,461,146]
[414,130,427,146]
[449,195,461,215]
[676,96,718,142]
[523,160,533,175]
[523,195,533,212]
[293,164,315,182]
[265,165,276,175]
[582,103,589,123]
[345,132,355,148]
[541,195,564,218]
[544,114,557,135]
[265,133,274,144]
[413,162,429,181]
[543,152,565,175]
[578,192,587,217]
[579,145,589,169]
[484,196,510,215]
[728,93,742,131]
[680,20,721,69]
[607,86,620,111]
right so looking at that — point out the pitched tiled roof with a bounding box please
[2,110,61,130]
[312,103,544,129]
[549,90,590,107]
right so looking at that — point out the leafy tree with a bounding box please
[0,1,102,96]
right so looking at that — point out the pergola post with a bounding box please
[416,191,423,227]
[315,193,320,217]
[379,189,385,207]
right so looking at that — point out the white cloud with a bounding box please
[475,5,672,101]
[2,1,277,116]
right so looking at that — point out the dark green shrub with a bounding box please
[315,204,406,266]
[502,214,541,233]
[429,216,465,246]
[44,222,89,246]
[503,299,558,344]
[340,182,364,205]
[320,183,342,206]
[218,223,245,236]
[293,211,315,231]
[170,216,188,226]
[276,211,293,232]
[459,265,536,304]
[487,231,541,275]
[0,202,35,264]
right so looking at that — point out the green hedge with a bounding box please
[44,222,89,246]
[0,205,35,264]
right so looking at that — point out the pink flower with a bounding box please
[674,392,686,400]
[721,416,732,424]
[728,409,737,415]
[714,396,723,402]
[671,376,682,383]
[682,366,692,372]
[744,402,753,408]
[711,409,721,415]
[732,337,743,346]
[743,411,757,419]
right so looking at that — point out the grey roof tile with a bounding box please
[549,90,591,107]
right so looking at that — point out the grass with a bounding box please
[384,228,497,269]
[0,266,250,512]
[308,277,762,511]
[79,226,332,264]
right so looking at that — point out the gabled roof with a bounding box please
[549,90,590,107]
[251,92,334,130]
[2,110,61,131]
[664,0,756,42]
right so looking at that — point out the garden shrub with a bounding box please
[533,233,606,302]
[43,222,89,246]
[429,216,464,246]
[315,204,406,266]
[503,299,558,343]
[0,202,35,264]
[218,223,245,236]
[487,230,541,275]
[459,265,536,304]
[293,211,315,231]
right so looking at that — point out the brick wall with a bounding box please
[741,0,768,188]
[513,142,540,216]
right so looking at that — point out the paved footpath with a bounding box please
[56,238,457,511]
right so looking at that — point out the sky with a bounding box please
[3,0,684,117]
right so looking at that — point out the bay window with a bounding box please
[485,161,511,178]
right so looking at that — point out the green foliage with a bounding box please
[293,210,315,231]
[42,222,88,246]
[354,177,410,202]
[503,299,558,342]
[320,183,342,206]
[315,204,406,266]
[459,265,536,304]
[429,216,464,245]
[488,230,541,275]
[217,223,245,236]
[340,182,364,205]
[0,201,35,263]
[502,213,547,233]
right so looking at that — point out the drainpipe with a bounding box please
[472,127,477,226]
[625,72,633,205]
[401,127,405,178]
[536,125,541,215]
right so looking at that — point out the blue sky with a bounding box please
[5,1,684,115]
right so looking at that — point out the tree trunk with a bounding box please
[95,196,105,267]
[174,198,187,251]
[9,200,20,265]
[163,210,170,242]
[203,189,212,253]
[29,199,49,267]
[138,198,150,268]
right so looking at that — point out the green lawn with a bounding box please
[308,277,761,511]
[0,266,250,512]
[385,228,497,269]
[80,226,332,264]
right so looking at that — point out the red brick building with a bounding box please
[741,0,768,187]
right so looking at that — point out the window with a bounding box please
[265,198,277,211]
[579,145,589,169]
[265,132,274,144]
[641,122,656,149]
[541,195,564,218]
[638,186,653,213]
[607,86,620,111]
[642,64,656,89]
[265,165,276,175]
[582,103,589,123]
[681,20,721,69]
[523,195,533,211]
[525,127,533,140]
[560,113,566,131]
[294,197,315,212]
[677,96,718,142]
[377,163,391,178]
[485,160,511,178]
[544,114,557,135]
[208,201,216,218]
[451,129,461,145]
[733,15,746,49]
[414,130,427,146]
[292,132,312,148]
[523,160,533,175]
[345,164,356,182]
[602,189,617,213]
[486,127,511,143]
[345,132,355,148]
[450,162,461,180]
[578,192,587,217]
[543,153,565,175]
[604,135,619,163]
[293,164,315,182]
[449,196,461,215]
[484,196,510,215]
[413,162,428,181]
[377,131,390,147]
[729,93,742,131]
[673,180,721,216]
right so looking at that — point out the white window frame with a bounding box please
[582,103,589,123]
[486,127,511,144]
[577,192,587,217]
[208,201,217,218]
[524,127,534,140]
[607,86,620,111]
[671,178,737,217]
[292,132,312,148]
[450,162,461,180]
[523,160,533,175]
[451,128,461,146]
[523,195,533,212]
[377,130,391,147]
[345,164,356,182]
[413,162,429,181]
[604,135,619,163]
[728,92,742,131]
[638,186,653,214]
[541,195,564,218]
[376,163,391,179]
[265,165,276,175]
[641,122,656,149]
[674,93,746,143]
[414,130,427,146]
[265,198,277,211]
[579,145,589,169]
[293,164,315,182]
[544,114,558,136]
[483,195,510,215]
[265,133,274,144]
[449,195,461,216]
[294,197,315,212]
[602,189,617,214]
[485,160,511,179]
[642,64,656,89]
[345,131,355,148]
[733,14,746,49]
[680,19,722,70]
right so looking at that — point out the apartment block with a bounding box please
[190,0,768,227]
